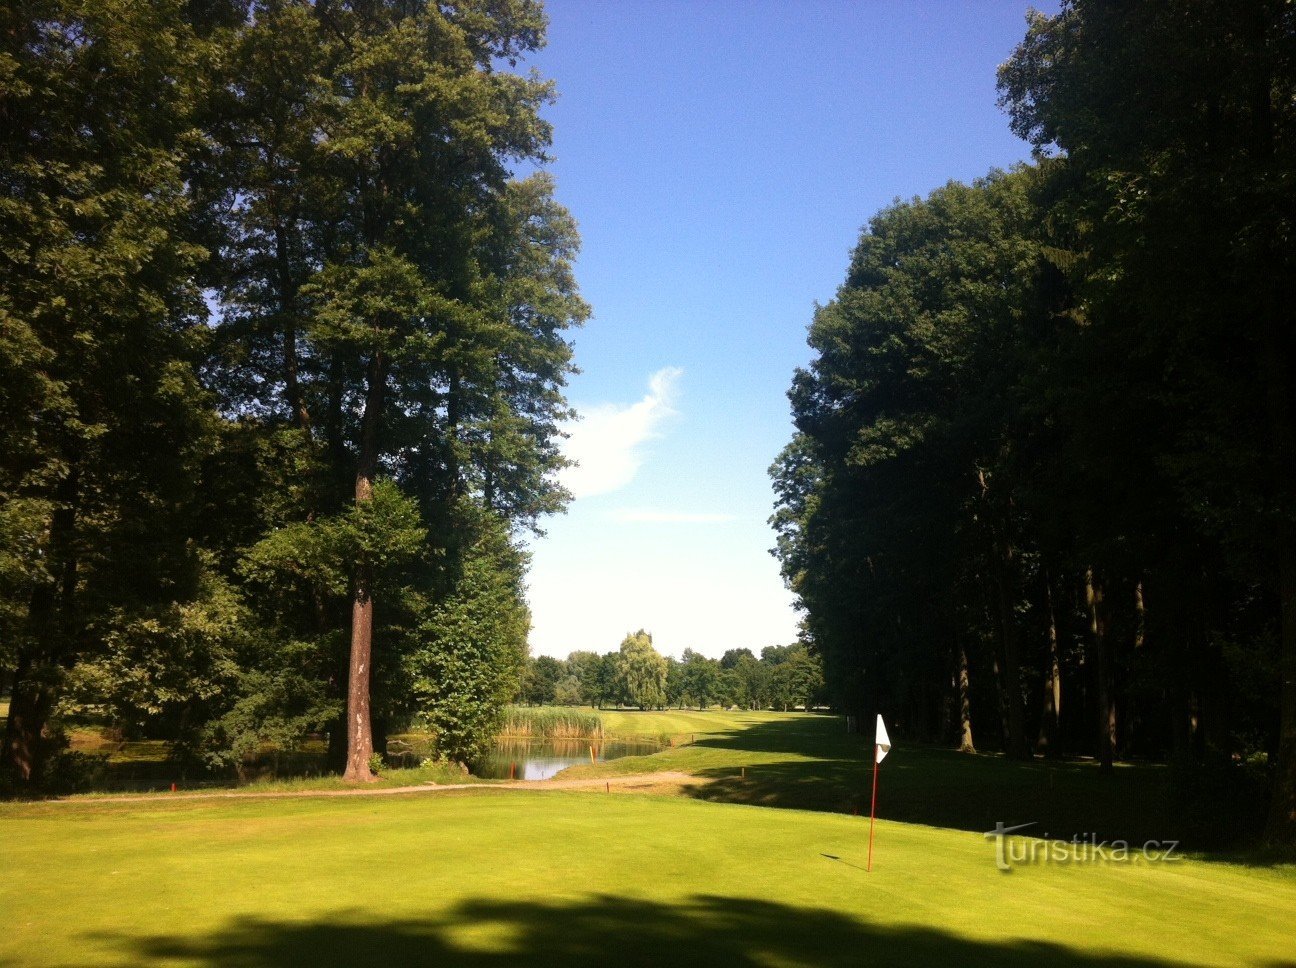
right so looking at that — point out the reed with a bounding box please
[499,706,604,739]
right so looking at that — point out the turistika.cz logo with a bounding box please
[983,822,1181,872]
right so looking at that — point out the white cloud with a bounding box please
[609,509,737,524]
[560,367,682,499]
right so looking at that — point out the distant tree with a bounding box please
[521,656,565,706]
[719,648,756,671]
[565,651,602,706]
[680,649,721,710]
[761,645,794,666]
[591,653,622,709]
[771,644,825,711]
[553,676,583,707]
[664,656,685,709]
[728,654,770,711]
[615,631,667,710]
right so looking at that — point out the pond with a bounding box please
[471,738,663,780]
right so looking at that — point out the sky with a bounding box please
[522,0,1058,661]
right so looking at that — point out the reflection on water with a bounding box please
[472,738,662,780]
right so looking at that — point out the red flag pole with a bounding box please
[867,743,879,872]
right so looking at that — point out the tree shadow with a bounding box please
[88,894,1239,968]
[686,716,1186,845]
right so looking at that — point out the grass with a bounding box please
[3,708,1294,965]
[2,787,1294,967]
[9,708,1272,852]
[559,710,1266,850]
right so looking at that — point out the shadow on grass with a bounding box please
[90,895,1219,968]
[687,716,1187,846]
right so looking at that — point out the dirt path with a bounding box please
[31,771,700,807]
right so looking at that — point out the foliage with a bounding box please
[0,0,585,788]
[771,0,1296,845]
[615,631,668,711]
[403,510,530,764]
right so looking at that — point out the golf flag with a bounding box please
[875,715,891,764]
[867,714,890,872]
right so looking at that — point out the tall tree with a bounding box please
[772,170,1057,756]
[208,0,584,781]
[999,0,1296,843]
[0,0,216,782]
[616,631,667,711]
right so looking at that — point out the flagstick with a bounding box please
[867,743,879,872]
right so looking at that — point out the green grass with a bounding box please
[595,706,773,740]
[560,711,1266,849]
[1,788,1293,967]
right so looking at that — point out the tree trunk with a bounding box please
[956,643,975,753]
[1268,534,1296,842]
[1036,573,1062,757]
[3,653,46,781]
[990,536,1029,759]
[2,468,79,783]
[1123,580,1145,758]
[1086,567,1116,774]
[977,469,1028,759]
[342,352,385,784]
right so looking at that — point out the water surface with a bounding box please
[472,738,661,780]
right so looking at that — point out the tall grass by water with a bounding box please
[500,707,604,739]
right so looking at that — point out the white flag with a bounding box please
[875,715,891,764]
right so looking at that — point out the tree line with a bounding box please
[1,0,585,789]
[772,0,1296,844]
[518,633,826,712]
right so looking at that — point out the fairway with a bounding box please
[2,788,1294,967]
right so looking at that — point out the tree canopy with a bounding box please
[773,0,1296,844]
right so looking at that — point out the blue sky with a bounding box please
[523,0,1058,660]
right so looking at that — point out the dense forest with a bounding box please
[771,0,1296,844]
[1,0,585,788]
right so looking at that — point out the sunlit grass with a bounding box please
[1,788,1292,967]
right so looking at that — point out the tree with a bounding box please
[999,0,1296,840]
[679,649,720,710]
[403,507,528,764]
[0,0,217,783]
[772,169,1055,755]
[773,644,825,711]
[205,0,585,781]
[521,656,565,706]
[719,648,755,670]
[553,676,582,706]
[591,653,622,709]
[566,651,602,707]
[726,653,769,711]
[615,631,667,711]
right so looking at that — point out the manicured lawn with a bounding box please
[566,711,1216,847]
[1,788,1293,967]
[595,707,789,739]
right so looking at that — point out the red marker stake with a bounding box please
[867,744,879,872]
